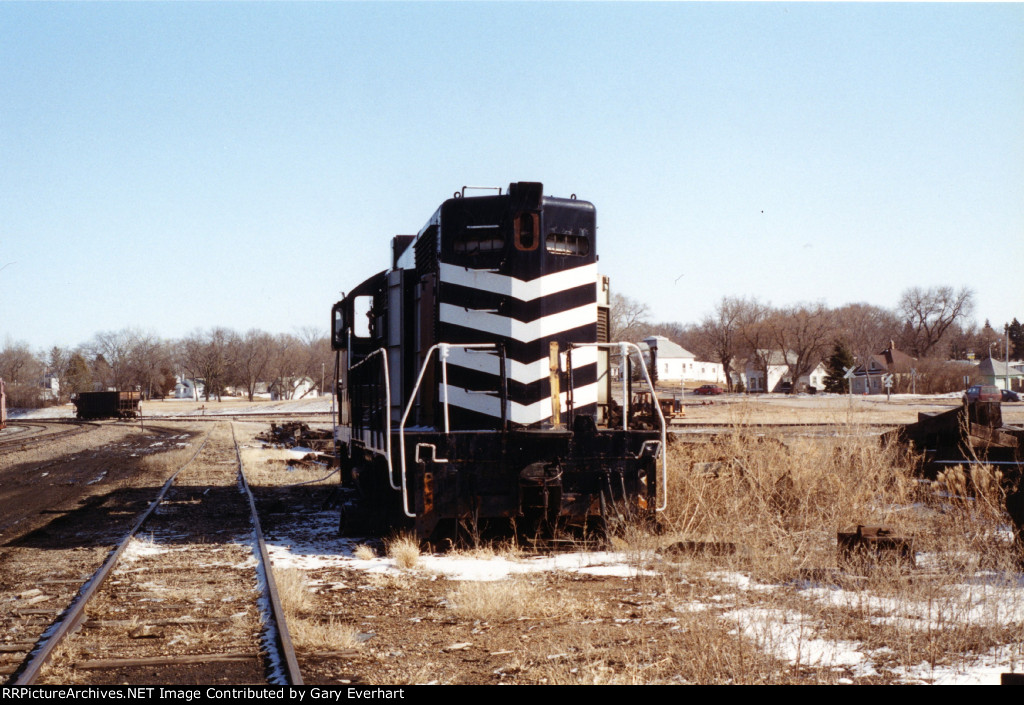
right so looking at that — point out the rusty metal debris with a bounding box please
[837,525,915,569]
[257,422,333,452]
[885,401,1022,477]
[885,399,1024,551]
[664,540,736,557]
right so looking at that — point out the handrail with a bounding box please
[570,341,668,512]
[347,348,395,489]
[398,343,498,518]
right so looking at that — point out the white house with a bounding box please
[41,374,60,401]
[638,336,727,384]
[741,350,827,393]
[174,377,204,400]
[269,376,319,401]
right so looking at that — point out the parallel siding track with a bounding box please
[7,422,301,686]
[0,421,95,453]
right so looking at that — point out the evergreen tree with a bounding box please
[823,341,855,393]
[1010,318,1023,360]
[66,353,93,395]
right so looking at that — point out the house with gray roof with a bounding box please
[976,357,1024,392]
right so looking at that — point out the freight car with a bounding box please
[73,391,142,420]
[331,182,666,542]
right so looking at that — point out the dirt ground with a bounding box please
[0,422,204,680]
[253,486,855,686]
[33,423,267,686]
[3,399,1022,685]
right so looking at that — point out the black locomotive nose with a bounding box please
[331,183,661,543]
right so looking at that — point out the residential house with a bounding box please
[742,350,827,393]
[976,357,1024,392]
[638,336,727,384]
[40,374,60,401]
[174,377,204,400]
[269,376,319,401]
[850,343,916,395]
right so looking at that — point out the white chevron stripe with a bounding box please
[439,302,596,343]
[440,262,597,301]
[442,383,599,426]
[446,346,598,386]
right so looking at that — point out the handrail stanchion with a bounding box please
[619,342,629,431]
[440,343,451,434]
[398,343,497,518]
[570,341,668,513]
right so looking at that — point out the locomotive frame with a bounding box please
[331,182,666,542]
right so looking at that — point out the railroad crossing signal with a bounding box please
[843,366,856,380]
[882,374,894,388]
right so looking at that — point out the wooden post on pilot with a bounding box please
[549,341,562,429]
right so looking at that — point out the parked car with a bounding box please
[1002,389,1021,403]
[694,385,724,396]
[963,385,1001,404]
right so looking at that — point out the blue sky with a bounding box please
[2,2,1022,351]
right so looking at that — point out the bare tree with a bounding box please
[231,329,276,401]
[0,339,44,407]
[735,298,774,392]
[84,329,139,390]
[265,333,301,400]
[179,328,237,402]
[294,327,333,396]
[768,302,836,393]
[609,293,652,342]
[833,303,901,364]
[128,333,172,399]
[897,286,975,359]
[698,297,747,392]
[0,339,41,386]
[262,328,333,399]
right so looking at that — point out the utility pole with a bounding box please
[1006,323,1012,391]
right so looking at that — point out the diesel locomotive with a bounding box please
[330,182,666,541]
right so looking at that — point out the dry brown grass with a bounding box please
[386,533,421,570]
[367,572,413,590]
[274,566,311,614]
[446,578,573,622]
[353,544,377,560]
[631,423,1024,681]
[288,616,361,651]
[139,443,200,475]
[663,427,918,579]
[240,447,336,487]
[271,564,363,652]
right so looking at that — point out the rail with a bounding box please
[12,424,303,686]
[233,424,303,685]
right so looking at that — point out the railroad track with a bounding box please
[21,412,333,423]
[0,421,94,453]
[6,422,301,686]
